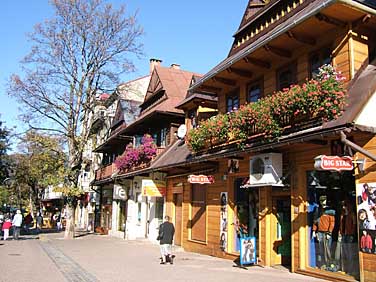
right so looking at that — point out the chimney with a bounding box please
[150,58,162,73]
[170,63,180,70]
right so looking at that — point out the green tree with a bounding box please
[0,118,10,208]
[8,0,143,238]
[8,131,70,215]
[0,119,10,183]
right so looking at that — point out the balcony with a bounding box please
[95,146,165,181]
[187,65,346,153]
[95,163,117,181]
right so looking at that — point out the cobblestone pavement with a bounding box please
[0,232,328,282]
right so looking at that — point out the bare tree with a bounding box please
[8,0,144,238]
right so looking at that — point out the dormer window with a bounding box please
[226,89,240,112]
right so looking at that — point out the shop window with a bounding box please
[277,64,297,91]
[155,197,164,226]
[306,170,359,279]
[309,49,332,79]
[117,200,127,231]
[226,89,239,112]
[233,178,259,252]
[191,184,206,242]
[247,81,263,103]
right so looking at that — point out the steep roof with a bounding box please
[323,59,376,130]
[190,0,334,91]
[134,66,201,121]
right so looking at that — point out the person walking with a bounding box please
[12,210,23,240]
[2,218,12,240]
[36,212,43,232]
[157,215,175,264]
[24,212,33,234]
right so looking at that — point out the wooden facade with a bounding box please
[162,1,376,282]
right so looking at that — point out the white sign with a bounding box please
[113,184,127,200]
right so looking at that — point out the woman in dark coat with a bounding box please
[158,215,175,264]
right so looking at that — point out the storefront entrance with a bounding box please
[271,197,291,266]
[174,193,183,246]
[306,170,359,280]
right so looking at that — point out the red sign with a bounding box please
[188,174,215,184]
[314,155,353,171]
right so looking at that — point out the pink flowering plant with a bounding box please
[187,64,346,153]
[115,134,157,171]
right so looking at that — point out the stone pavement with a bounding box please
[0,232,328,282]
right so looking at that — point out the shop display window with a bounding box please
[155,197,164,226]
[306,170,359,279]
[118,200,127,231]
[233,178,259,252]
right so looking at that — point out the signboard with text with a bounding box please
[141,179,166,197]
[113,184,127,201]
[314,155,353,171]
[188,174,215,184]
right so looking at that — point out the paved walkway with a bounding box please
[0,232,328,282]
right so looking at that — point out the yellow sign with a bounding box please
[142,179,166,197]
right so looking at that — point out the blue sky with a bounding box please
[0,1,246,136]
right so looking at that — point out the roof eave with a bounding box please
[188,0,336,92]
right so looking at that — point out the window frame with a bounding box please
[246,79,263,103]
[309,47,332,79]
[276,62,297,91]
[226,88,240,112]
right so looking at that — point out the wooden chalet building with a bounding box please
[158,1,376,282]
[92,60,200,240]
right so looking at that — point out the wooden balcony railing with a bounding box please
[95,163,117,181]
[95,146,166,181]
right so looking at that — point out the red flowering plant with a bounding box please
[114,134,157,172]
[187,64,346,153]
[306,64,346,120]
[138,134,157,164]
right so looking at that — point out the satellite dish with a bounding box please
[177,124,187,139]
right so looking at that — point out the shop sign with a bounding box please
[113,184,127,201]
[188,174,215,184]
[314,155,353,171]
[142,179,166,197]
[219,192,228,252]
[357,182,376,254]
[240,236,257,265]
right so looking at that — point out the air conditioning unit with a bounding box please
[249,153,283,186]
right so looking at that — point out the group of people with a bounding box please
[0,209,58,240]
[0,210,26,240]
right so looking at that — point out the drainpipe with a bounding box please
[340,131,376,161]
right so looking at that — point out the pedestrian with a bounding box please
[2,218,12,240]
[36,212,43,232]
[24,212,33,234]
[157,215,175,264]
[56,213,62,231]
[12,210,23,240]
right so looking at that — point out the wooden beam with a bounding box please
[212,76,236,86]
[316,13,347,27]
[352,14,372,29]
[198,85,222,93]
[243,56,271,69]
[227,67,253,78]
[286,31,316,46]
[264,44,292,58]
